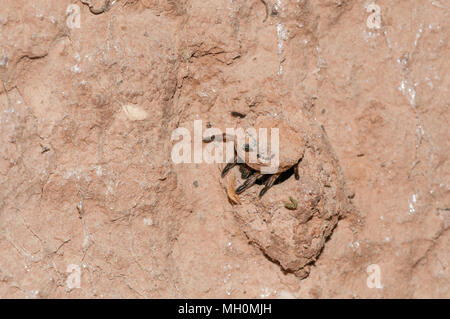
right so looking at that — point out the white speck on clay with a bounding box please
[143,217,153,226]
[408,193,418,215]
[71,64,81,73]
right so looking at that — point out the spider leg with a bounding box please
[294,163,300,180]
[221,156,237,178]
[203,133,233,143]
[259,174,279,198]
[204,133,237,178]
[236,172,261,194]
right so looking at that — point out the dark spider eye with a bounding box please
[243,144,255,152]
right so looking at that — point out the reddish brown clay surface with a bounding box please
[0,0,448,298]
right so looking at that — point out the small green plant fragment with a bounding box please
[284,196,298,210]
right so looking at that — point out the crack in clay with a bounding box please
[397,23,439,215]
[275,1,287,75]
[80,0,114,15]
[260,0,269,22]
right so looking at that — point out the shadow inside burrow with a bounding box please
[234,157,303,197]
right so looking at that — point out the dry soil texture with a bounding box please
[0,0,448,298]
